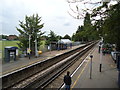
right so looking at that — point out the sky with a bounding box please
[1,0,83,37]
[1,0,115,37]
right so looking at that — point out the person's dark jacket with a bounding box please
[64,75,71,85]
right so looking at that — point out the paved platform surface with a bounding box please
[71,44,119,88]
[2,45,83,75]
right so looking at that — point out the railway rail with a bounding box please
[2,41,97,89]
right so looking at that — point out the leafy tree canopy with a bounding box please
[45,30,58,45]
[16,14,44,54]
[63,34,71,40]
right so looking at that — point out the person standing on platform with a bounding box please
[98,45,101,53]
[70,43,72,48]
[64,71,72,90]
[27,48,31,59]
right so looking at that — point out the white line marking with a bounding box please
[60,48,95,89]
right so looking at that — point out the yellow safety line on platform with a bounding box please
[71,46,96,89]
[1,58,47,75]
[71,57,90,89]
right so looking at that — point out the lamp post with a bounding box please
[99,36,103,72]
[90,54,93,79]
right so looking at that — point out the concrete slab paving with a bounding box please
[2,45,83,75]
[71,44,119,88]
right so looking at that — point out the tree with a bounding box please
[1,35,8,39]
[16,14,44,55]
[103,2,120,51]
[57,35,62,40]
[45,30,58,45]
[83,12,93,41]
[72,25,84,41]
[63,34,71,40]
[76,26,84,33]
[67,0,120,49]
[91,1,120,51]
[72,12,98,42]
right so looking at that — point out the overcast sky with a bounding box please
[1,0,112,37]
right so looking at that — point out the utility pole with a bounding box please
[28,34,31,59]
[29,34,31,51]
[35,35,38,57]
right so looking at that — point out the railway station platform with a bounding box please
[71,44,119,88]
[2,45,84,75]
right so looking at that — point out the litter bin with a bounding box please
[4,46,18,62]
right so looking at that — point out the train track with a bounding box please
[49,43,96,89]
[38,42,96,90]
[3,41,97,89]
